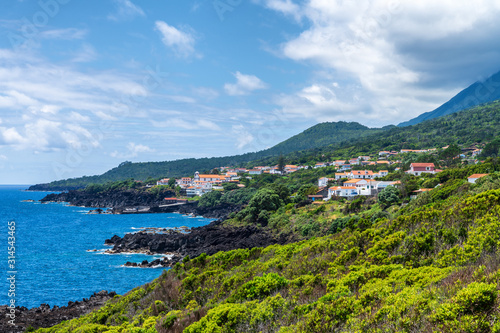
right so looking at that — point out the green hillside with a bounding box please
[36,164,500,332]
[29,121,378,190]
[276,99,500,166]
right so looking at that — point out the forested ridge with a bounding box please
[31,100,500,191]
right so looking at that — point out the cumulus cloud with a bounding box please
[108,0,145,21]
[224,72,268,96]
[258,0,500,125]
[110,142,154,159]
[155,21,197,58]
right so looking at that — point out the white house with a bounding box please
[467,174,488,184]
[176,177,193,188]
[406,163,436,176]
[349,170,375,179]
[156,178,170,186]
[314,162,327,168]
[335,172,349,180]
[318,177,335,187]
[249,169,263,175]
[328,186,359,199]
[343,179,378,196]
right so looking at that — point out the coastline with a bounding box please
[0,291,116,333]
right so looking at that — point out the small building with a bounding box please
[314,162,327,168]
[328,186,359,199]
[163,197,178,204]
[467,174,489,184]
[308,195,324,202]
[318,177,335,187]
[406,163,436,176]
[249,169,263,175]
[335,172,349,180]
[157,178,170,186]
[410,188,433,200]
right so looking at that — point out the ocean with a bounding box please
[0,185,213,309]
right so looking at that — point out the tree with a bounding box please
[168,178,176,188]
[278,154,285,174]
[439,143,462,167]
[198,191,223,208]
[378,186,400,207]
[480,140,500,158]
[222,182,239,192]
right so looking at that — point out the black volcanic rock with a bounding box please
[40,188,175,209]
[0,291,115,333]
[108,221,298,259]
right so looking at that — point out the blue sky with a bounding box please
[1,0,500,184]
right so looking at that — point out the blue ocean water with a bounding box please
[0,185,212,309]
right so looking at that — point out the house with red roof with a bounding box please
[406,163,436,176]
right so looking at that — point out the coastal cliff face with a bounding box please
[40,189,175,208]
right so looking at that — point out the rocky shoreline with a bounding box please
[39,189,242,220]
[105,220,299,266]
[0,291,116,333]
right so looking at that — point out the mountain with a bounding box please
[29,121,378,190]
[262,121,381,156]
[398,69,500,127]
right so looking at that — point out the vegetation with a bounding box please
[36,166,500,332]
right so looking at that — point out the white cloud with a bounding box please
[71,44,97,63]
[151,118,221,131]
[253,0,302,21]
[232,125,255,150]
[110,142,154,159]
[108,0,145,21]
[224,72,268,96]
[259,0,500,125]
[155,21,197,58]
[40,28,87,40]
[0,154,7,160]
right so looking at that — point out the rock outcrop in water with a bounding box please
[105,220,298,260]
[39,190,242,220]
[0,291,115,333]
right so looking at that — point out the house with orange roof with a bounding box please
[318,177,335,187]
[472,149,483,157]
[410,188,433,200]
[335,172,349,180]
[156,178,170,186]
[468,174,489,184]
[328,186,359,199]
[349,170,375,179]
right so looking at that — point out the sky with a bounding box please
[1,0,500,184]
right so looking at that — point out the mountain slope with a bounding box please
[263,121,380,155]
[29,122,377,190]
[398,69,500,127]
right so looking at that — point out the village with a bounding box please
[155,146,487,203]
